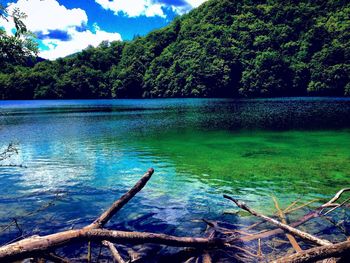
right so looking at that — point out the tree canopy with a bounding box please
[0,0,349,99]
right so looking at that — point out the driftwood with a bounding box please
[0,169,224,262]
[238,188,350,243]
[224,194,332,246]
[0,167,349,262]
[272,240,350,263]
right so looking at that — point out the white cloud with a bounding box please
[186,0,208,8]
[40,26,122,60]
[0,0,122,60]
[95,0,165,18]
[171,0,208,15]
[1,0,87,34]
[94,0,208,18]
[145,3,165,17]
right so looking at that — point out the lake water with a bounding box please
[0,98,350,256]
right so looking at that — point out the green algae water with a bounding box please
[0,98,350,249]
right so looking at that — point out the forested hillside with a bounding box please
[1,0,349,99]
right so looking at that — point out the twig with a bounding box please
[87,241,91,263]
[322,189,350,207]
[202,219,249,236]
[323,197,350,216]
[226,243,261,258]
[283,198,302,214]
[42,253,70,263]
[0,191,65,234]
[285,199,321,214]
[257,238,262,258]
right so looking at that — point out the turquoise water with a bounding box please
[0,98,350,255]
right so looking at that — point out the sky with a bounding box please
[0,0,207,60]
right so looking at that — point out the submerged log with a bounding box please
[271,240,350,263]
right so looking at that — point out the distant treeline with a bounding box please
[0,0,349,99]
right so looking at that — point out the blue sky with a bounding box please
[0,0,207,59]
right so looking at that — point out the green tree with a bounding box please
[0,4,38,71]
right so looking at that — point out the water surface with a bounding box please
[0,98,350,249]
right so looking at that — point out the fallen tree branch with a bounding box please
[271,240,350,263]
[87,168,155,261]
[102,241,125,263]
[0,228,225,261]
[224,195,332,246]
[286,199,321,214]
[322,188,350,208]
[85,168,155,229]
[323,197,350,216]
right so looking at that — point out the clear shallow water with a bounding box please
[0,98,350,249]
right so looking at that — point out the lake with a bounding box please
[0,98,350,256]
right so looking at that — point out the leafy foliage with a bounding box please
[1,0,349,99]
[0,3,38,72]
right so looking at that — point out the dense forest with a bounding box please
[0,0,349,99]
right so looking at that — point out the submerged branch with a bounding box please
[102,241,126,263]
[272,196,302,252]
[224,195,332,246]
